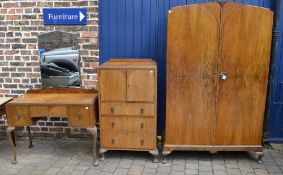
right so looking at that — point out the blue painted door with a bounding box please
[99,0,274,135]
[269,1,283,142]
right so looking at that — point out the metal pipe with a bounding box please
[263,0,281,148]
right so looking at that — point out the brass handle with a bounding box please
[220,72,228,81]
[111,122,115,128]
[112,138,115,144]
[141,139,144,145]
[110,107,115,114]
[77,113,81,121]
[140,108,144,114]
[141,123,144,129]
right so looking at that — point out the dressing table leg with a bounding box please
[27,126,33,148]
[6,127,17,164]
[87,127,99,166]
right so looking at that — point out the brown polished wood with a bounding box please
[166,2,219,146]
[164,2,273,164]
[99,59,158,162]
[5,88,99,165]
[215,4,273,145]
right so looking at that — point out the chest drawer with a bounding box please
[100,117,155,132]
[6,106,32,126]
[101,103,154,116]
[101,131,156,150]
[69,105,95,128]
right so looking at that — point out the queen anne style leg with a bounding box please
[149,149,159,163]
[6,127,16,164]
[26,126,33,148]
[161,150,172,164]
[256,152,264,164]
[99,148,107,161]
[87,127,99,166]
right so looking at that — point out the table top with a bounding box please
[6,88,98,106]
[0,97,13,106]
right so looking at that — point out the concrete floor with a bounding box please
[0,138,283,175]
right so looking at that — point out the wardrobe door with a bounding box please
[165,3,220,145]
[215,3,273,145]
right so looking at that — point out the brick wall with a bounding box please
[0,0,99,139]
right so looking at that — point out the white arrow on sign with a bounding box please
[79,11,85,21]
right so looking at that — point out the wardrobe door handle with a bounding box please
[112,138,115,144]
[141,139,144,145]
[140,108,144,114]
[220,72,228,81]
[140,123,144,129]
[111,122,115,128]
[110,107,115,114]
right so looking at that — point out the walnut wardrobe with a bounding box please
[163,2,273,163]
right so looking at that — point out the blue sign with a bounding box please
[43,8,87,25]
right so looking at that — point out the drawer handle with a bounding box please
[112,138,115,144]
[111,122,115,128]
[110,107,115,114]
[141,123,144,129]
[77,113,81,121]
[140,108,144,114]
[141,139,144,145]
[16,114,20,120]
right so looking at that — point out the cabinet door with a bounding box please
[127,70,155,102]
[215,3,273,145]
[165,3,220,145]
[100,69,126,102]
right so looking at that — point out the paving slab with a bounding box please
[0,139,283,175]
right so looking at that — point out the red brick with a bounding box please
[13,79,21,83]
[7,9,15,14]
[88,20,98,25]
[82,62,90,67]
[26,73,40,78]
[0,89,9,94]
[6,15,21,20]
[54,2,70,7]
[37,2,53,7]
[3,2,19,8]
[82,31,98,38]
[15,9,23,14]
[87,7,98,13]
[90,62,99,69]
[0,9,8,14]
[20,2,36,7]
[4,50,16,55]
[5,78,12,83]
[72,1,88,6]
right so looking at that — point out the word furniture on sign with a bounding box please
[5,88,98,165]
[43,8,87,25]
[98,59,158,162]
[164,2,273,163]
